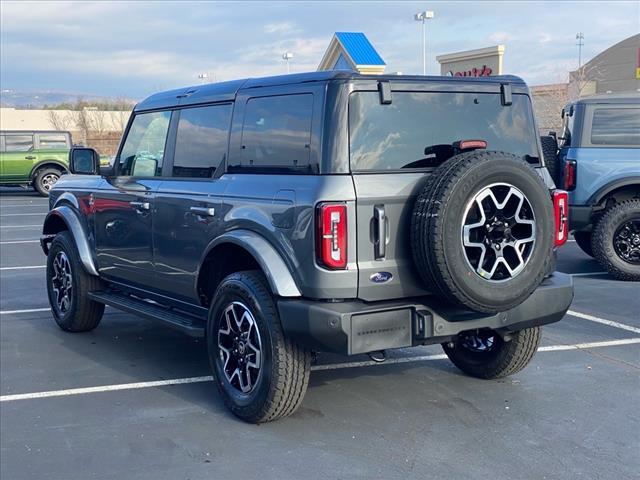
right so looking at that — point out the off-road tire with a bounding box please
[540,135,560,185]
[34,167,61,196]
[411,151,554,313]
[46,231,104,331]
[207,271,311,423]
[443,327,541,379]
[592,199,640,281]
[573,231,594,258]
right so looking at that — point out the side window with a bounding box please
[590,108,640,146]
[38,134,69,149]
[172,104,232,178]
[5,135,34,152]
[240,94,313,172]
[118,111,171,176]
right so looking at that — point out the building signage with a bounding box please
[437,45,505,77]
[449,65,493,77]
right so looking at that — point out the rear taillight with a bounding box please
[316,203,347,269]
[553,190,569,247]
[563,159,577,191]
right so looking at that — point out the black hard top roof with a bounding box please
[571,93,640,105]
[135,70,527,112]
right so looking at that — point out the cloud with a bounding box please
[263,22,298,34]
[488,31,512,43]
[1,1,639,97]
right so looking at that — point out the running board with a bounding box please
[88,290,205,337]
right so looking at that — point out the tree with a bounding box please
[47,110,74,131]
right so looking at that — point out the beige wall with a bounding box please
[0,107,130,132]
[0,108,130,155]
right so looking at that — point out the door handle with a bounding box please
[130,201,150,211]
[190,206,215,217]
[25,155,36,160]
[374,205,387,260]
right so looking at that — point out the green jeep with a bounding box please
[0,130,72,196]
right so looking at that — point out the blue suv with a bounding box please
[549,94,639,280]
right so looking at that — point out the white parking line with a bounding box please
[0,240,40,245]
[0,204,48,207]
[567,310,640,334]
[1,338,638,403]
[570,272,609,277]
[0,307,51,315]
[0,225,42,228]
[0,265,46,271]
[0,213,46,217]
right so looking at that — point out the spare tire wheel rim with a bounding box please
[462,182,536,282]
[217,301,263,394]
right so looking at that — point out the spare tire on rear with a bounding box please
[411,151,554,313]
[540,135,561,185]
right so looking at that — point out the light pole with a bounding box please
[414,10,434,75]
[576,32,584,70]
[282,52,294,74]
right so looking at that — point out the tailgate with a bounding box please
[352,172,433,301]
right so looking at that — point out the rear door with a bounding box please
[153,103,233,303]
[349,87,541,301]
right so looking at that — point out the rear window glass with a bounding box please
[173,104,232,178]
[349,92,539,171]
[38,134,68,149]
[590,108,640,146]
[239,94,313,172]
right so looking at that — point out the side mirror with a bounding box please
[131,156,158,177]
[69,147,99,175]
[548,131,557,140]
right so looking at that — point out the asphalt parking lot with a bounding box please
[1,187,638,480]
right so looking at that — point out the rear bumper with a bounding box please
[569,205,593,231]
[278,272,573,355]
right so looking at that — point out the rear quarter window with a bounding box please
[590,107,640,146]
[238,94,314,173]
[38,134,69,149]
[349,91,540,171]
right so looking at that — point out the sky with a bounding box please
[1,0,639,100]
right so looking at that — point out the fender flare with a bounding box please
[201,230,301,297]
[29,159,69,180]
[587,177,640,205]
[42,205,99,277]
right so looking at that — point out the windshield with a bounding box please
[349,91,540,171]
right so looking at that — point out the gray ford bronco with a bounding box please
[41,72,573,423]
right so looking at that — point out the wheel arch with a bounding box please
[42,205,99,276]
[29,159,69,180]
[588,178,640,207]
[196,230,302,307]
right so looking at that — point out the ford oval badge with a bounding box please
[370,272,393,284]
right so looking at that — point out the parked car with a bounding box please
[0,130,72,195]
[41,72,573,423]
[542,94,639,280]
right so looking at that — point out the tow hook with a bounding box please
[368,350,387,363]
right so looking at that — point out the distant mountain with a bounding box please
[0,90,137,108]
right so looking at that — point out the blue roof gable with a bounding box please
[335,32,386,66]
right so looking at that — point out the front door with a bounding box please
[94,110,171,288]
[1,134,35,183]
